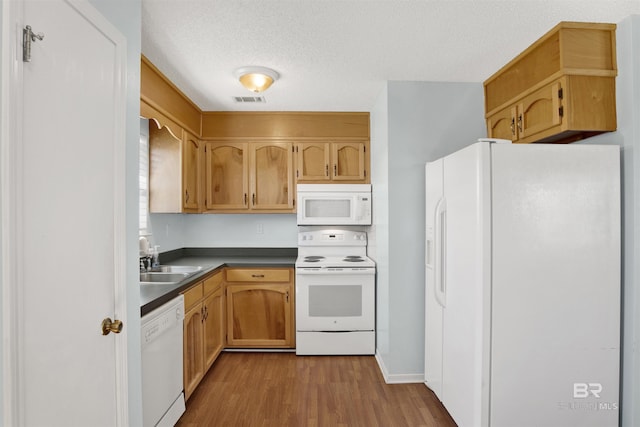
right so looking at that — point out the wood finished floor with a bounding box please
[176,351,457,427]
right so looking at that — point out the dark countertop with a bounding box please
[140,247,297,317]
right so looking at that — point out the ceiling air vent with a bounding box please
[233,96,266,103]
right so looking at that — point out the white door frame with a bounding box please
[1,0,129,425]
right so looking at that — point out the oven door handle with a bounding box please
[296,268,375,275]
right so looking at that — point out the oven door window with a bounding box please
[309,285,362,317]
[296,276,375,331]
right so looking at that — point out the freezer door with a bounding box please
[439,142,491,427]
[490,144,620,427]
[425,158,444,399]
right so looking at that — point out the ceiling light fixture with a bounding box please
[234,66,279,93]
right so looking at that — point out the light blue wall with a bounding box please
[88,1,143,424]
[370,81,486,380]
[149,214,298,251]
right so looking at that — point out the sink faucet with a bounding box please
[140,256,152,272]
[139,236,152,272]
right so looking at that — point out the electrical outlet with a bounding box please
[256,223,264,234]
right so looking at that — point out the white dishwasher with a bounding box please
[141,295,185,427]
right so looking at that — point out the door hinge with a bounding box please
[23,25,45,63]
[559,106,564,117]
[558,88,563,99]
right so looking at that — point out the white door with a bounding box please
[5,0,128,425]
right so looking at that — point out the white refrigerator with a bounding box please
[424,140,620,427]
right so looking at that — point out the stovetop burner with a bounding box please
[296,229,375,269]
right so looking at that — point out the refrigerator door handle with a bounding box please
[434,198,446,307]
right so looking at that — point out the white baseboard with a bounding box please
[374,351,425,384]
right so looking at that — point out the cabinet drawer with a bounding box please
[203,271,223,295]
[182,282,204,310]
[226,268,290,283]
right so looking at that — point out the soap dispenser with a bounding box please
[151,245,160,268]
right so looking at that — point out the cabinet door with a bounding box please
[250,142,294,211]
[183,303,204,401]
[226,283,293,347]
[149,121,182,213]
[203,287,224,371]
[296,142,330,181]
[332,141,366,181]
[205,141,248,210]
[517,80,562,141]
[486,105,517,141]
[182,131,203,212]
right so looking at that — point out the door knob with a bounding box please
[101,317,123,335]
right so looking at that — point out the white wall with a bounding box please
[370,81,485,381]
[88,1,143,425]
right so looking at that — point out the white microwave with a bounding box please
[297,184,372,225]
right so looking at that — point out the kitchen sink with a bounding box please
[140,272,191,284]
[139,265,203,285]
[154,265,203,274]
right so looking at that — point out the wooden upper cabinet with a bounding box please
[296,142,331,181]
[296,140,368,183]
[205,141,294,213]
[205,142,248,210]
[146,117,203,213]
[332,141,366,181]
[487,105,518,141]
[182,131,203,212]
[251,142,294,210]
[484,22,617,143]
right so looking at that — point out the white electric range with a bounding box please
[295,229,376,355]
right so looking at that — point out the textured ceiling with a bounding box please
[141,1,640,112]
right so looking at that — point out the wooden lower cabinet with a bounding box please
[181,270,224,400]
[183,296,204,400]
[203,285,224,370]
[225,268,295,348]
